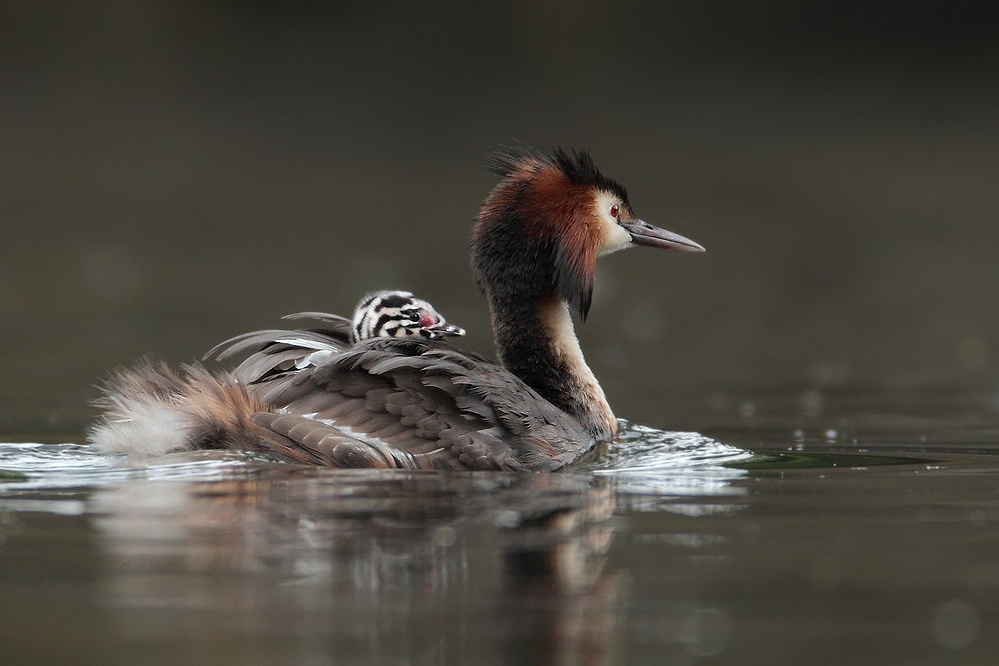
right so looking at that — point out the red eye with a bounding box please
[609,204,619,218]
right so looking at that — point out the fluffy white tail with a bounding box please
[88,360,268,456]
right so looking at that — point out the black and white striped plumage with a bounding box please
[90,144,704,471]
[351,290,465,343]
[184,290,464,388]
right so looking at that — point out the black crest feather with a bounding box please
[484,143,630,206]
[484,142,549,177]
[551,147,630,205]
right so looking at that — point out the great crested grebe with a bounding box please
[89,144,704,470]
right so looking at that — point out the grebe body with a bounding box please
[90,145,703,471]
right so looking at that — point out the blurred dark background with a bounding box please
[1,2,997,434]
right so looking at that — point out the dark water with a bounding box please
[2,398,998,666]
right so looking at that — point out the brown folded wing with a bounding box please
[215,333,593,471]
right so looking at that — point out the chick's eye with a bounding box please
[609,204,620,218]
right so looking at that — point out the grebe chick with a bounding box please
[350,290,465,343]
[90,144,703,471]
[274,289,465,349]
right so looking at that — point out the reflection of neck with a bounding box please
[499,475,617,664]
[492,295,616,439]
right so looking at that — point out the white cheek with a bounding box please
[594,191,633,257]
[600,224,632,256]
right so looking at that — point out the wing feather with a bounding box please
[221,330,593,471]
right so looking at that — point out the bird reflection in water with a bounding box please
[93,463,622,664]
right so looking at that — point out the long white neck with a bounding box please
[491,296,617,439]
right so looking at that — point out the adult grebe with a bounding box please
[90,145,703,470]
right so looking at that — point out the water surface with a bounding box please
[2,401,997,665]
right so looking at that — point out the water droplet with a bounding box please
[802,389,824,416]
[496,510,521,528]
[808,360,851,386]
[932,600,979,650]
[433,526,457,547]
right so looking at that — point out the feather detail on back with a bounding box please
[89,328,595,471]
[238,335,593,471]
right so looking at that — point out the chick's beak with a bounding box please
[426,322,466,339]
[621,219,705,252]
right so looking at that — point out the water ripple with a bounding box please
[0,423,753,516]
[0,442,253,494]
[586,421,752,505]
